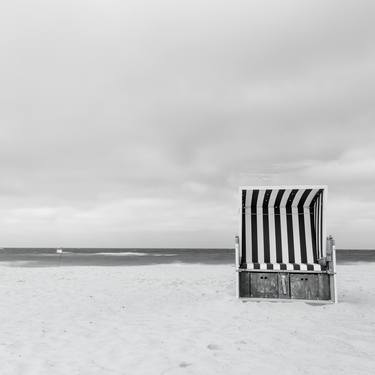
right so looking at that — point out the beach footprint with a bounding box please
[207,344,221,351]
[179,362,192,368]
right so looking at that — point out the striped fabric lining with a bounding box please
[245,263,325,271]
[240,187,325,270]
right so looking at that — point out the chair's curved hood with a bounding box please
[240,186,326,270]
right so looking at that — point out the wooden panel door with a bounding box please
[290,274,319,300]
[250,273,278,298]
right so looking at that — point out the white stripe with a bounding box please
[273,263,280,270]
[245,191,253,264]
[300,264,307,271]
[291,188,304,208]
[260,263,267,270]
[256,190,265,264]
[304,206,314,263]
[280,189,291,263]
[268,190,277,263]
[292,189,305,264]
[247,263,254,270]
[304,189,319,207]
[286,263,294,270]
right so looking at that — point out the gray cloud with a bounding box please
[0,0,374,247]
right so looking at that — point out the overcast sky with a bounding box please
[0,0,374,248]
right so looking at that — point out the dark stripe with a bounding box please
[267,263,273,270]
[319,194,323,259]
[280,263,287,270]
[254,263,260,270]
[310,206,317,262]
[316,192,323,259]
[317,195,321,259]
[240,190,247,268]
[316,197,320,260]
[316,198,319,258]
[274,190,285,263]
[297,189,312,263]
[251,190,259,263]
[307,264,314,271]
[286,190,298,263]
[262,190,272,263]
[293,264,300,270]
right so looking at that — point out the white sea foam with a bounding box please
[95,252,176,256]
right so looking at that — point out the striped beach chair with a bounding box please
[235,186,337,302]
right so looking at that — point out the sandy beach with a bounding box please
[0,263,374,375]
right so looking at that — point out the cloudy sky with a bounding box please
[0,0,374,248]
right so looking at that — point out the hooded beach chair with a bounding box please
[235,186,337,302]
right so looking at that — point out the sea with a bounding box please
[0,248,374,267]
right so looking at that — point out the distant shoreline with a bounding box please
[0,247,374,251]
[0,248,374,267]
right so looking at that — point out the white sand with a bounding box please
[0,263,374,375]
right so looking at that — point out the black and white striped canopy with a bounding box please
[240,186,326,271]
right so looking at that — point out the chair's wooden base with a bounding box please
[238,270,332,301]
